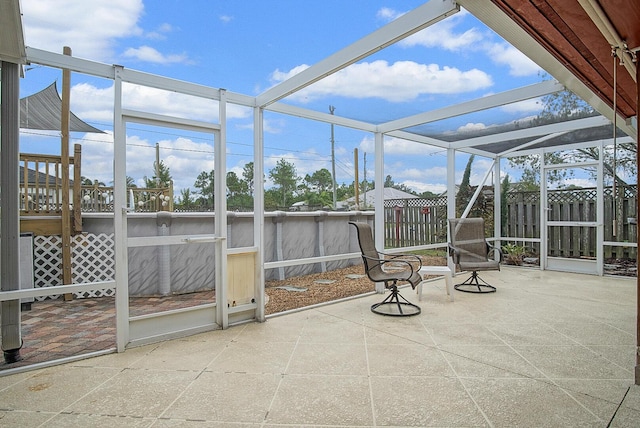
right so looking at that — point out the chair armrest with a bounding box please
[364,254,419,275]
[487,242,504,263]
[378,251,422,270]
[448,243,461,264]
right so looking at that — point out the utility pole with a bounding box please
[362,152,367,209]
[329,105,337,209]
[354,148,359,210]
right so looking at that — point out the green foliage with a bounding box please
[194,170,215,206]
[419,190,439,198]
[500,175,510,235]
[226,171,247,196]
[509,76,636,188]
[144,160,172,188]
[269,158,299,207]
[456,155,474,217]
[502,243,527,266]
[304,168,333,193]
[243,162,255,195]
[177,188,195,209]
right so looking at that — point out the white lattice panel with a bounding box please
[33,235,62,300]
[33,233,115,300]
[72,233,115,298]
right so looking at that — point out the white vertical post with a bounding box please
[113,65,129,351]
[596,143,604,275]
[374,132,384,293]
[494,156,502,258]
[254,107,266,322]
[215,90,229,328]
[446,148,456,274]
[539,150,548,271]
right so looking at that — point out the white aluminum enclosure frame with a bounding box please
[541,152,604,276]
[115,107,224,348]
[0,0,636,368]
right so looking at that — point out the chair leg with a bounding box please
[453,271,496,293]
[370,284,421,317]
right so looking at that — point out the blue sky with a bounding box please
[18,0,550,195]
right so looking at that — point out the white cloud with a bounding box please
[376,7,398,21]
[485,42,541,77]
[378,8,482,52]
[457,122,487,133]
[378,7,541,77]
[401,180,446,195]
[272,60,492,103]
[144,23,174,41]
[500,98,543,114]
[21,0,144,61]
[359,135,445,157]
[403,14,484,51]
[123,45,188,64]
[220,15,233,23]
[76,130,216,192]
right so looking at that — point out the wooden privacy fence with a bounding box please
[384,185,637,259]
[384,197,449,248]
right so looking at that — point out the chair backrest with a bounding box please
[448,218,489,263]
[349,222,385,280]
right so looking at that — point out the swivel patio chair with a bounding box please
[350,221,422,316]
[448,217,502,293]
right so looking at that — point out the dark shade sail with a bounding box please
[20,82,104,133]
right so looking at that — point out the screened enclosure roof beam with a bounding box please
[449,115,611,150]
[458,0,637,139]
[266,102,377,133]
[385,130,449,149]
[255,0,459,108]
[379,80,564,133]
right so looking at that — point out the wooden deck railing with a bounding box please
[19,147,82,219]
[20,148,173,218]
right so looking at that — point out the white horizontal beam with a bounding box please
[266,102,377,133]
[122,109,220,133]
[504,135,634,158]
[458,0,636,140]
[128,234,224,248]
[379,80,564,133]
[0,281,115,302]
[26,47,114,78]
[450,116,611,150]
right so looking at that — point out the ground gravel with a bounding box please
[265,256,447,315]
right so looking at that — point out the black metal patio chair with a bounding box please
[350,221,422,316]
[448,217,502,293]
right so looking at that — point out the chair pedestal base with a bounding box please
[371,285,421,317]
[454,271,496,293]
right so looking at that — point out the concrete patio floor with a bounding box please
[0,267,639,427]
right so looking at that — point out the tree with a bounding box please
[194,170,215,206]
[500,175,510,235]
[81,176,106,186]
[243,162,255,196]
[419,190,439,199]
[177,188,194,209]
[304,168,333,193]
[144,160,172,188]
[456,155,474,217]
[455,154,489,221]
[269,158,299,207]
[509,79,636,187]
[226,171,247,197]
